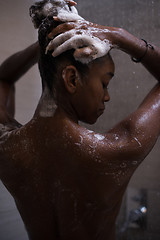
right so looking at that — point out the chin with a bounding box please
[81,117,98,125]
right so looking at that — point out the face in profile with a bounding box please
[72,54,115,124]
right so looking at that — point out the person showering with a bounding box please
[0,0,160,239]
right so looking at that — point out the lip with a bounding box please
[100,106,105,111]
[98,107,105,115]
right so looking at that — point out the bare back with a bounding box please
[1,17,160,240]
[0,107,153,240]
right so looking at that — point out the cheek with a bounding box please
[92,84,104,102]
[78,81,103,111]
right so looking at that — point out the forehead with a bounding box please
[88,55,115,77]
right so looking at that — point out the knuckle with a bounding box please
[81,24,88,30]
[76,30,82,34]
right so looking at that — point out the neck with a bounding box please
[34,87,57,117]
[34,87,79,124]
[57,105,79,124]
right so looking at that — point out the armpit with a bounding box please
[0,122,22,138]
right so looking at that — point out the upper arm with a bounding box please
[0,81,15,119]
[0,82,21,135]
[106,84,160,162]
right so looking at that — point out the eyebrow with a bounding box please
[103,72,114,79]
[107,72,114,78]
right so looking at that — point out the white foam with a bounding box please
[94,134,105,141]
[44,1,112,63]
[41,0,81,19]
[74,36,111,64]
[152,102,160,110]
[47,33,111,64]
[57,9,84,22]
[70,6,78,14]
[134,137,142,147]
[37,87,57,117]
[42,3,55,16]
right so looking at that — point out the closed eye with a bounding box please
[102,83,109,89]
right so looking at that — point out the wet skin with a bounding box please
[0,25,160,240]
[0,56,160,240]
[65,55,115,124]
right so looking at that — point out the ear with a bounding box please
[62,65,80,94]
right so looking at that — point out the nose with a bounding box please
[104,90,110,102]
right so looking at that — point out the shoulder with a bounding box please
[61,122,141,188]
[67,122,133,158]
[66,121,143,169]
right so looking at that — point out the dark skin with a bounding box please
[0,20,160,240]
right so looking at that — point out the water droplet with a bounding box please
[120,162,127,168]
[132,161,138,165]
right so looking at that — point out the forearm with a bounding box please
[0,41,39,85]
[0,41,39,118]
[0,82,15,118]
[48,20,160,81]
[111,28,160,81]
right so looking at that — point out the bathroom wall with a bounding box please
[78,0,160,239]
[0,0,40,239]
[0,0,160,239]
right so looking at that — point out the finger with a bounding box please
[52,40,74,57]
[50,29,84,49]
[57,11,84,22]
[52,36,89,57]
[73,47,94,64]
[70,6,78,14]
[65,0,77,6]
[48,22,75,39]
[53,16,59,21]
[74,47,95,59]
[46,30,75,52]
[74,47,97,64]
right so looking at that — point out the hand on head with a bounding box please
[30,0,114,63]
[47,19,114,63]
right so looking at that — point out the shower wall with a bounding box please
[78,0,160,239]
[0,0,160,239]
[0,1,41,239]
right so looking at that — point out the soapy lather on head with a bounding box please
[30,0,81,28]
[30,0,112,64]
[46,28,111,63]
